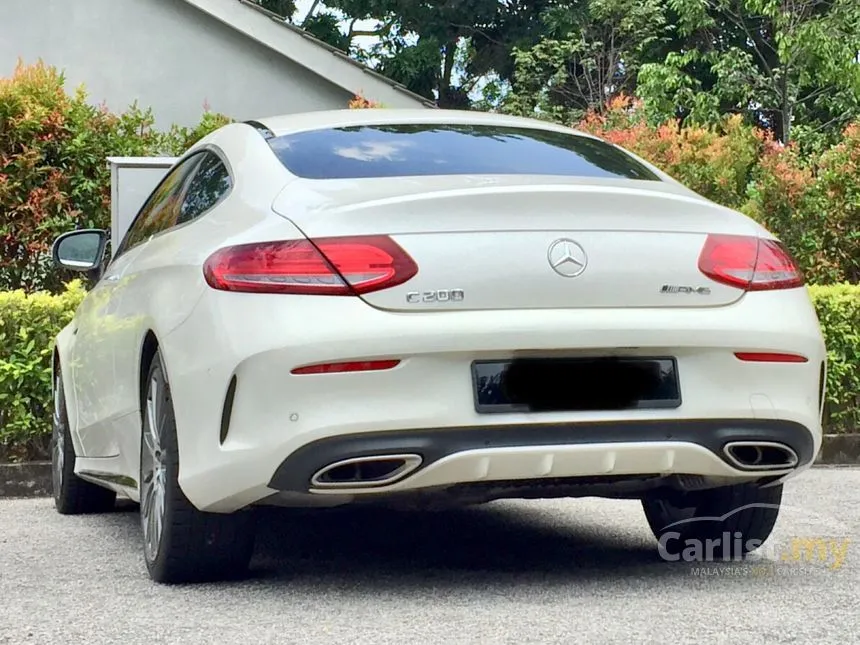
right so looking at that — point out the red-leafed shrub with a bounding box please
[348,94,384,109]
[576,96,860,285]
[746,124,860,284]
[575,95,764,209]
[0,61,229,293]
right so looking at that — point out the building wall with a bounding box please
[0,0,354,127]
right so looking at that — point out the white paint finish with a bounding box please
[70,242,152,456]
[2,0,358,127]
[271,177,761,311]
[109,158,177,256]
[161,284,824,512]
[51,110,826,513]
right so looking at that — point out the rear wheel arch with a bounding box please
[51,333,78,448]
[139,331,161,413]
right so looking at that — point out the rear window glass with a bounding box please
[267,124,660,181]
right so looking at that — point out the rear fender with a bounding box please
[53,322,85,455]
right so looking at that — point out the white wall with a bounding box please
[108,159,177,255]
[0,0,353,127]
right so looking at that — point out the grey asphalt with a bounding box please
[1,469,858,645]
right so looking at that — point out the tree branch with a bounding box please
[300,0,322,26]
[349,19,396,39]
[717,2,776,78]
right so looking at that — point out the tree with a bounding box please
[502,0,669,121]
[251,0,297,19]
[319,0,505,106]
[637,0,860,144]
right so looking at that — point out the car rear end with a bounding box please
[164,116,826,513]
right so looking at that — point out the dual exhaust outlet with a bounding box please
[308,441,799,489]
[723,441,799,471]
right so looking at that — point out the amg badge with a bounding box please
[661,284,712,295]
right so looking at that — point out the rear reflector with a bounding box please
[734,352,808,363]
[203,236,417,295]
[291,360,401,375]
[698,235,803,291]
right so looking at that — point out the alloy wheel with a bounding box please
[141,370,168,562]
[51,374,64,496]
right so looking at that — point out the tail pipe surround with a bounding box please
[723,441,799,471]
[310,454,423,489]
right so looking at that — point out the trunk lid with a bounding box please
[271,175,760,311]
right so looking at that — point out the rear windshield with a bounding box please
[266,123,660,181]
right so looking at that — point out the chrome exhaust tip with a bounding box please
[310,454,423,489]
[723,441,799,471]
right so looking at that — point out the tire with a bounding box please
[139,350,256,584]
[643,481,783,562]
[52,366,117,515]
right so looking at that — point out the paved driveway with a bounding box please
[1,468,858,644]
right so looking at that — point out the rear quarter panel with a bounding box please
[105,132,305,484]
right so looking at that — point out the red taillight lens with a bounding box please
[203,236,417,295]
[698,234,803,291]
[291,360,401,375]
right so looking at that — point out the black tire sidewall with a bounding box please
[644,482,783,559]
[53,367,78,508]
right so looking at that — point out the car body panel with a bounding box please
[160,286,825,512]
[49,108,826,514]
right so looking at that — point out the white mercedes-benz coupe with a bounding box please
[50,109,826,583]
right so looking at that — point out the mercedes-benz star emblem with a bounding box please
[547,238,588,277]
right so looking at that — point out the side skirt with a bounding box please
[76,456,139,501]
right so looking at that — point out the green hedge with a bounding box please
[809,284,860,433]
[0,282,858,462]
[0,281,85,461]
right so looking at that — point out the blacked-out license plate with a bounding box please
[472,357,681,413]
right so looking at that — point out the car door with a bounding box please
[106,150,235,475]
[71,153,205,457]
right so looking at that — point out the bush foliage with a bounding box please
[0,61,230,293]
[0,280,85,461]
[0,282,857,461]
[576,97,860,284]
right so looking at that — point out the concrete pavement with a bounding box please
[1,469,858,644]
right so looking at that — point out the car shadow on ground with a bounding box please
[114,499,697,586]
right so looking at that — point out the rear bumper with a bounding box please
[161,288,826,512]
[268,419,815,495]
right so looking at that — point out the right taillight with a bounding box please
[697,234,804,291]
[203,235,418,295]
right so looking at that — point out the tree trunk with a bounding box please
[779,73,792,144]
[437,41,457,108]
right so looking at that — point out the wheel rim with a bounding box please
[52,374,64,497]
[141,369,167,562]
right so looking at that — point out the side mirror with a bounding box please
[52,229,108,272]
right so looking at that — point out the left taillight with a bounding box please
[203,235,418,295]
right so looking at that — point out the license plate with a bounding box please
[471,357,681,413]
